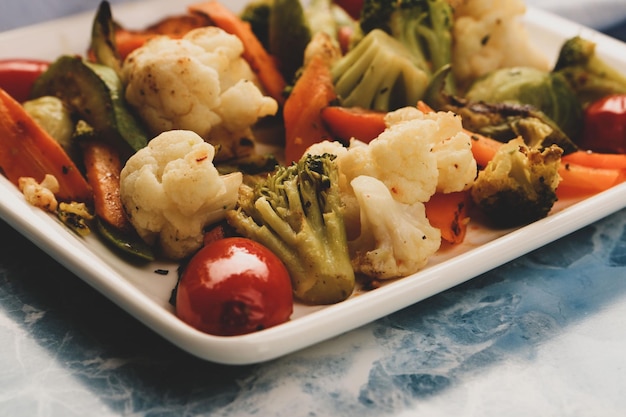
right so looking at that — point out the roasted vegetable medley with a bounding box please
[2,0,626,336]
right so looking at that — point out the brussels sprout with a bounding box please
[554,35,626,106]
[465,66,583,141]
[23,96,74,149]
[424,65,578,154]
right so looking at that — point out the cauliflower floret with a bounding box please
[306,107,476,240]
[119,130,242,260]
[349,176,441,279]
[305,108,476,276]
[18,174,59,212]
[451,0,550,91]
[122,27,278,161]
[339,120,435,206]
[305,140,349,159]
[383,107,477,194]
[341,107,476,205]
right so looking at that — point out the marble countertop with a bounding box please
[2,1,626,416]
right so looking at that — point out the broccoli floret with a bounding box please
[225,153,355,305]
[331,28,430,111]
[331,0,454,111]
[263,0,355,82]
[553,35,626,106]
[470,138,563,228]
[360,0,454,79]
[268,0,312,82]
[239,0,273,50]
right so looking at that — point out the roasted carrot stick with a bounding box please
[283,53,337,164]
[418,101,626,198]
[416,100,435,113]
[561,150,626,170]
[82,138,131,232]
[114,14,212,60]
[469,129,625,198]
[425,190,472,244]
[468,131,502,168]
[114,30,156,60]
[320,106,387,144]
[556,163,625,198]
[189,0,287,105]
[0,88,92,203]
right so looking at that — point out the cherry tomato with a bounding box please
[580,94,626,154]
[0,59,50,103]
[334,0,364,20]
[175,237,293,336]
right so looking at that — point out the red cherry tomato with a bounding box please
[175,237,293,336]
[0,59,50,103]
[334,0,364,20]
[581,94,626,154]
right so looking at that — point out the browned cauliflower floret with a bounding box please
[306,107,477,279]
[349,175,442,280]
[122,27,279,160]
[450,0,551,91]
[18,174,59,212]
[119,130,242,260]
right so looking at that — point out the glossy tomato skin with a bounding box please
[0,59,50,103]
[581,94,626,154]
[334,0,364,20]
[175,237,293,336]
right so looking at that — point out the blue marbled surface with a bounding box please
[2,204,626,416]
[2,1,626,416]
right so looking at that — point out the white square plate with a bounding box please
[1,0,625,364]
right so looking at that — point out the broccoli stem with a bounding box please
[360,0,455,91]
[420,0,453,72]
[331,29,429,111]
[226,154,355,305]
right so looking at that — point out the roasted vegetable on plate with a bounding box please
[1,0,626,341]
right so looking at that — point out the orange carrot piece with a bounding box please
[416,101,434,113]
[417,101,626,198]
[114,14,212,60]
[469,132,625,197]
[468,132,503,168]
[114,30,156,60]
[146,13,211,36]
[425,190,472,244]
[561,150,626,170]
[557,162,625,198]
[470,133,625,198]
[82,139,131,232]
[189,0,287,105]
[320,106,387,144]
[0,88,92,202]
[283,53,337,164]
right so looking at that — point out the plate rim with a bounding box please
[1,1,625,365]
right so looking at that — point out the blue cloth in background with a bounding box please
[0,0,138,32]
[604,18,626,42]
[525,0,626,31]
[2,0,626,38]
